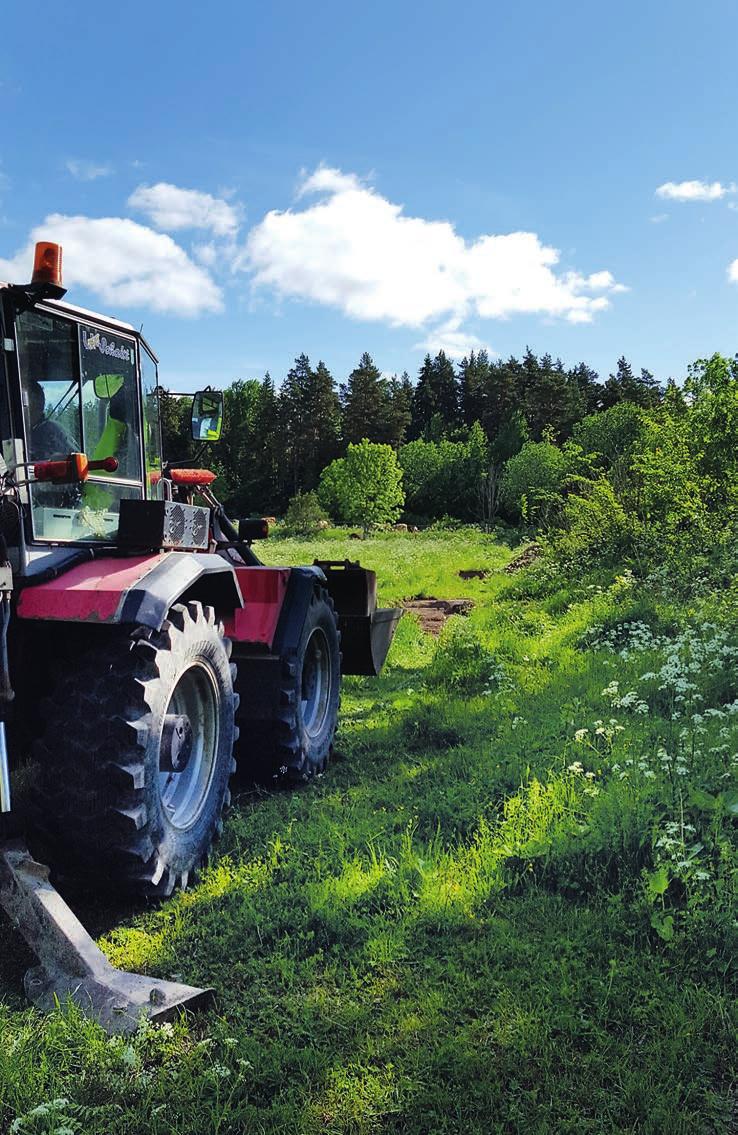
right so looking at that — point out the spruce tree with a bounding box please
[522,350,573,439]
[638,368,662,408]
[280,353,313,495]
[569,362,603,416]
[459,350,492,427]
[255,371,284,510]
[602,356,637,408]
[341,352,390,445]
[306,360,341,488]
[410,351,460,438]
[384,372,413,449]
[410,354,436,439]
[433,350,460,428]
[485,356,525,437]
[281,354,340,494]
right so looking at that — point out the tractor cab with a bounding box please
[0,242,219,568]
[10,305,159,547]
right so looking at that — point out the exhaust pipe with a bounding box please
[0,842,212,1034]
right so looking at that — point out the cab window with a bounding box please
[15,310,144,543]
[79,324,142,482]
[17,311,81,461]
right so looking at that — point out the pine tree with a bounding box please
[341,352,391,445]
[603,357,661,409]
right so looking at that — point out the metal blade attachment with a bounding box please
[0,841,212,1034]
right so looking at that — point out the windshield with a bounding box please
[15,310,144,543]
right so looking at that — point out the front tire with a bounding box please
[236,586,340,784]
[32,601,238,896]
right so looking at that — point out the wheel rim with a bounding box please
[301,627,332,740]
[159,662,220,829]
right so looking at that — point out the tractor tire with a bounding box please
[237,586,340,785]
[32,601,238,896]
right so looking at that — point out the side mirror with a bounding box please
[93,374,125,400]
[191,389,223,441]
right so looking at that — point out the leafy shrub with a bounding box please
[318,439,404,531]
[500,440,584,529]
[282,490,329,535]
[573,402,653,468]
[398,424,489,521]
[572,402,655,494]
[551,481,649,573]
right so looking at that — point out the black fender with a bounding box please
[271,566,327,656]
[16,552,243,632]
[118,552,244,630]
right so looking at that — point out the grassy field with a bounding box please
[1,527,736,1134]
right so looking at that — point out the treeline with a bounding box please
[161,347,663,521]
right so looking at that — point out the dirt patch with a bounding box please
[402,597,474,634]
[504,543,542,573]
[458,568,490,580]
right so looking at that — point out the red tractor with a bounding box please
[0,242,400,1030]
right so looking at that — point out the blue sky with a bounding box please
[2,0,738,391]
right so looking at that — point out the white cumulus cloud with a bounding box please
[243,166,623,339]
[656,180,735,202]
[128,182,241,238]
[0,215,222,316]
[65,159,113,181]
[415,318,493,359]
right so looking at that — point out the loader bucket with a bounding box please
[0,842,212,1034]
[315,560,403,676]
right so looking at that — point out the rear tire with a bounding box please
[236,586,340,785]
[32,601,238,896]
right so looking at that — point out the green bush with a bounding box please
[500,439,584,529]
[282,490,329,536]
[551,481,647,573]
[572,402,655,494]
[398,423,488,521]
[318,439,404,531]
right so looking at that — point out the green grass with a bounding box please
[1,528,736,1133]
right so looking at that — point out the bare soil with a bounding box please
[402,597,474,634]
